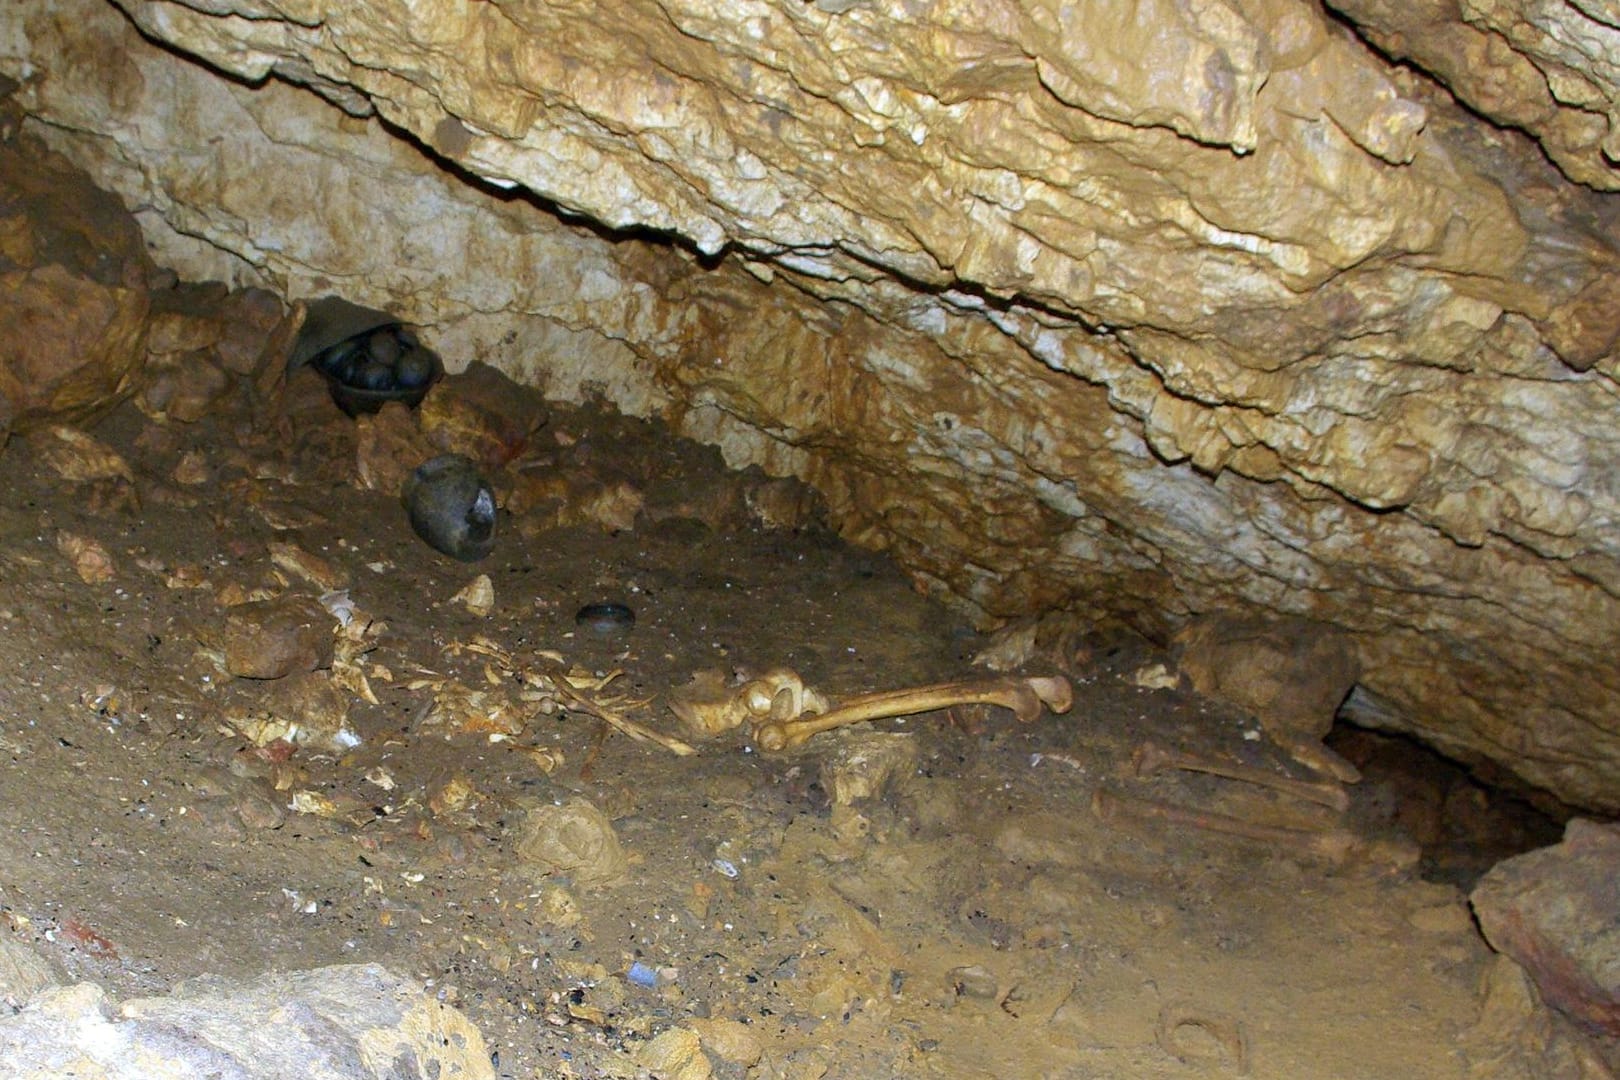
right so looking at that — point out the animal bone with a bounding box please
[1091,787,1362,865]
[753,675,1073,751]
[667,668,829,737]
[1131,740,1349,812]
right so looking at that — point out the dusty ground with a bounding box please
[0,347,1569,1078]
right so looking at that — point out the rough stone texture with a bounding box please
[0,103,153,430]
[2,1,1620,809]
[1471,819,1620,1037]
[1326,0,1620,192]
[0,963,493,1079]
[221,595,335,679]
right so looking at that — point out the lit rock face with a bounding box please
[1325,0,1620,192]
[4,0,1620,808]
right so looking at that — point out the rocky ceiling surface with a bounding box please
[3,0,1619,810]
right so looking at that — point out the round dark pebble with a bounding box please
[355,360,396,390]
[394,349,436,389]
[575,602,635,634]
[366,327,402,366]
[318,337,366,381]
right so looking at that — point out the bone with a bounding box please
[1131,740,1349,812]
[1091,787,1363,865]
[753,675,1073,751]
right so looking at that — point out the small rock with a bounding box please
[819,731,918,807]
[690,1017,764,1067]
[418,361,548,470]
[170,449,211,486]
[354,402,435,495]
[515,798,629,888]
[0,934,59,1009]
[0,964,493,1079]
[56,530,115,585]
[453,574,495,617]
[222,595,335,679]
[1471,818,1620,1036]
[160,351,230,423]
[636,1027,712,1080]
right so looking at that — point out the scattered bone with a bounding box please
[1131,740,1349,812]
[543,665,696,757]
[972,619,1039,672]
[669,667,830,738]
[1091,787,1363,865]
[268,541,349,592]
[1128,662,1179,690]
[753,674,1073,752]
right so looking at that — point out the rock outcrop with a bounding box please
[2,0,1618,808]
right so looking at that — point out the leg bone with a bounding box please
[754,675,1072,751]
[1131,740,1348,812]
[1092,787,1362,865]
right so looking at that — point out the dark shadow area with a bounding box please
[1328,723,1571,889]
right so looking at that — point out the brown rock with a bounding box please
[354,401,435,496]
[1174,615,1362,783]
[0,130,152,429]
[1471,820,1620,1036]
[222,596,335,679]
[418,362,548,471]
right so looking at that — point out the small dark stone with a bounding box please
[366,327,402,366]
[354,360,395,391]
[394,349,436,389]
[575,602,635,634]
[317,336,366,381]
[402,454,496,562]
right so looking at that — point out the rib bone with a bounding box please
[754,675,1073,751]
[1131,740,1349,812]
[1091,787,1362,865]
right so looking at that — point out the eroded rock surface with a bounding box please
[0,964,493,1080]
[2,0,1619,809]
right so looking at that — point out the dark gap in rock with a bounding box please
[1327,722,1570,889]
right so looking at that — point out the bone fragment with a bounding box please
[754,675,1072,751]
[549,673,697,757]
[1131,740,1349,812]
[1091,787,1362,865]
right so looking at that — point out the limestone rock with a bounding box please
[0,964,493,1080]
[0,114,151,430]
[1173,615,1362,783]
[1326,0,1620,191]
[4,0,1620,812]
[0,935,59,1010]
[221,595,335,680]
[1471,819,1620,1037]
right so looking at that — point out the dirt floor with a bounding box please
[0,341,1572,1078]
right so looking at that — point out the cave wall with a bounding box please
[4,0,1620,810]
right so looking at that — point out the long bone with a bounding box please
[1091,787,1362,865]
[1131,740,1349,812]
[753,675,1073,751]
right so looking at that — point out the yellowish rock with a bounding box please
[635,1027,711,1080]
